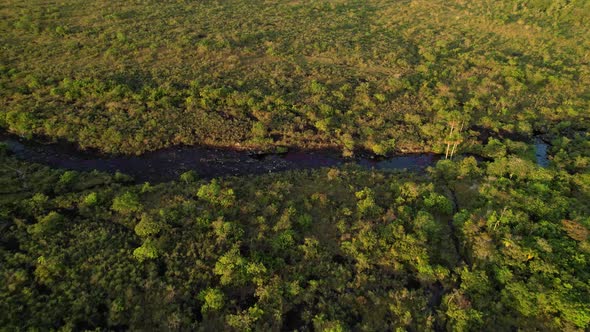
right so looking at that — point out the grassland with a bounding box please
[1,0,588,155]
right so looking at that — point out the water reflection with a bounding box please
[535,137,549,168]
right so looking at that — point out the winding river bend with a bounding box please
[1,134,549,183]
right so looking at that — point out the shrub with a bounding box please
[199,288,225,313]
[112,191,142,214]
[179,170,198,184]
[82,192,98,206]
[29,211,63,235]
[197,180,235,208]
[133,239,159,262]
[134,214,161,237]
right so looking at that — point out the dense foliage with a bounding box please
[1,0,589,330]
[1,151,589,330]
[1,0,589,154]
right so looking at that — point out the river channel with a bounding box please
[1,134,549,183]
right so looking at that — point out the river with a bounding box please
[1,135,438,182]
[1,134,549,183]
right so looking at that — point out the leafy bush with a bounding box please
[112,191,142,214]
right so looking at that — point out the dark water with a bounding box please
[1,136,439,183]
[535,137,549,168]
[1,134,550,183]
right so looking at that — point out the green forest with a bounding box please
[1,0,589,331]
[1,152,589,330]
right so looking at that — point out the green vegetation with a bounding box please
[1,152,589,330]
[1,0,589,330]
[1,0,588,154]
